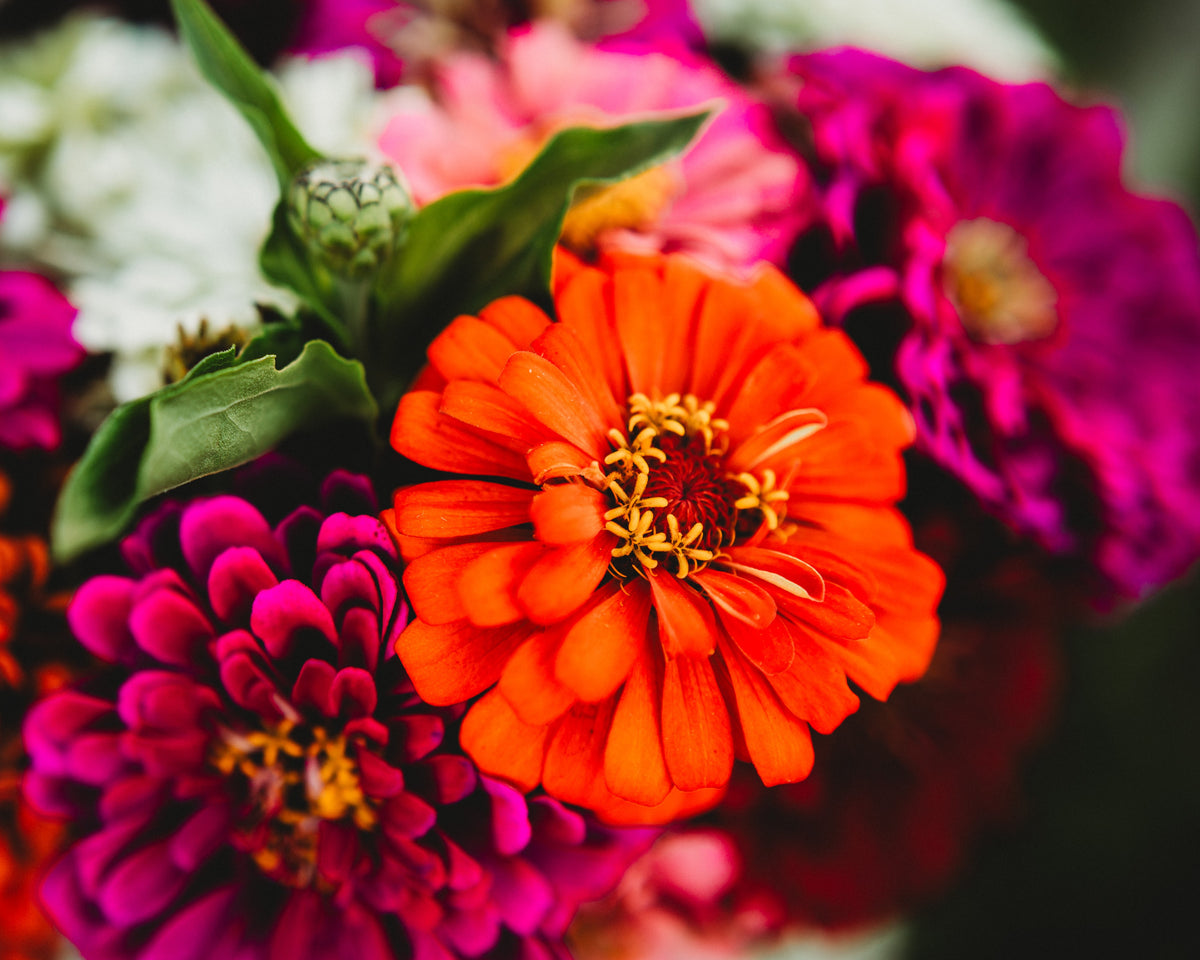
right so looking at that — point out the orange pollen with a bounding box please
[212,719,376,889]
[944,218,1058,345]
[602,394,789,578]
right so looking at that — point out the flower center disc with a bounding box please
[944,217,1059,345]
[212,719,376,889]
[601,393,789,579]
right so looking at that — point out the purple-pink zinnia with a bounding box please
[24,472,652,960]
[378,21,809,272]
[0,270,83,452]
[786,49,1200,598]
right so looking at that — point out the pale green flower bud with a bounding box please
[287,159,413,278]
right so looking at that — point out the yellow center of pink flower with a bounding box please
[497,124,682,256]
[601,393,789,579]
[212,718,375,889]
[943,218,1059,345]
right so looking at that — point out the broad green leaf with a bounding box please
[52,341,376,562]
[170,0,319,187]
[371,108,712,400]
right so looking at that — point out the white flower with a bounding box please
[0,16,389,401]
[692,0,1057,81]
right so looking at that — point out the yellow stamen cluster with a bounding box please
[603,394,737,579]
[212,719,377,888]
[733,468,790,531]
[626,394,729,454]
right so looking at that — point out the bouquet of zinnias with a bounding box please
[2,1,1198,959]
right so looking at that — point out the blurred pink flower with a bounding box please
[570,832,770,960]
[379,21,809,271]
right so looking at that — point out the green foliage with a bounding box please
[370,111,712,401]
[169,0,319,188]
[52,342,376,561]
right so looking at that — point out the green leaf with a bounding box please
[52,341,376,562]
[371,109,712,399]
[170,0,319,187]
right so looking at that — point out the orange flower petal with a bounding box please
[543,699,617,811]
[716,604,796,676]
[647,570,721,658]
[529,483,607,545]
[526,440,600,485]
[831,615,940,700]
[821,381,914,453]
[477,295,553,350]
[428,314,528,385]
[391,391,531,480]
[766,622,860,734]
[461,688,549,793]
[392,481,534,538]
[440,380,556,454]
[692,569,777,630]
[726,406,829,474]
[722,345,815,448]
[614,262,674,397]
[747,262,821,340]
[459,542,545,626]
[715,635,815,785]
[688,276,757,402]
[604,652,671,807]
[499,628,576,725]
[555,582,650,701]
[516,535,614,625]
[395,618,532,706]
[403,541,501,624]
[777,581,875,642]
[531,323,624,435]
[557,268,628,403]
[498,351,610,459]
[795,328,868,405]
[661,654,734,792]
[722,546,827,604]
[784,419,905,503]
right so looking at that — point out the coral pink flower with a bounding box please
[378,22,808,271]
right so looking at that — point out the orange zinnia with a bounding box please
[387,250,945,825]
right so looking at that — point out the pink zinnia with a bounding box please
[24,470,652,960]
[0,271,83,452]
[379,22,808,271]
[785,49,1200,598]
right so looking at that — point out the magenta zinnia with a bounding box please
[786,49,1200,598]
[24,471,651,960]
[0,270,83,452]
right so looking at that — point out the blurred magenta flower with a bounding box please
[291,0,409,87]
[0,270,82,451]
[786,49,1200,597]
[378,21,809,271]
[24,471,652,960]
[289,1,705,87]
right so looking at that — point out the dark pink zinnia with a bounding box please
[786,49,1200,598]
[24,472,652,960]
[0,270,83,452]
